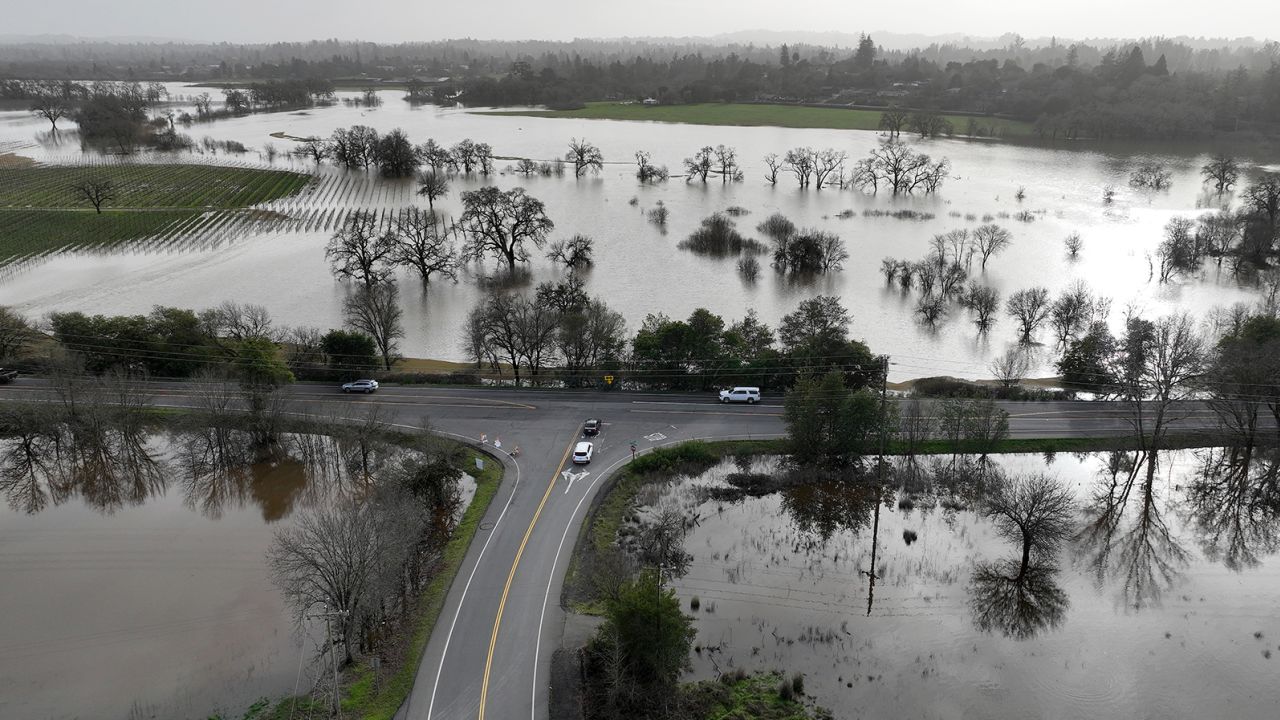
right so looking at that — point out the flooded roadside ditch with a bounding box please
[617,449,1280,719]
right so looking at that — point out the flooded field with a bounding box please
[632,450,1280,719]
[1,85,1275,379]
[0,426,474,720]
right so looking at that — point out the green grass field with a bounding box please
[0,163,310,262]
[477,102,1034,138]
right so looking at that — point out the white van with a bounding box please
[718,387,761,404]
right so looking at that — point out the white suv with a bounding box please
[718,386,761,404]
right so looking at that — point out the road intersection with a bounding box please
[0,380,1233,719]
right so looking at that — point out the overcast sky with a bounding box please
[7,0,1275,43]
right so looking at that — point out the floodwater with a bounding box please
[634,451,1280,719]
[1,85,1277,379]
[0,428,471,720]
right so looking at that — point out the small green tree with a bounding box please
[584,568,695,717]
[320,329,379,377]
[784,370,881,466]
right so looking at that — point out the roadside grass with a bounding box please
[679,672,824,720]
[475,102,1034,138]
[333,446,503,720]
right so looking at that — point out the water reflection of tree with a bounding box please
[1076,450,1189,609]
[968,472,1074,639]
[779,468,880,544]
[1185,447,1280,571]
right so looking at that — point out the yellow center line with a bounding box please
[477,436,575,720]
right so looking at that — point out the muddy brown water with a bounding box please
[0,429,473,720]
[632,451,1280,719]
[1,85,1277,381]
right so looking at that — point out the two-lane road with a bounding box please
[0,380,1234,719]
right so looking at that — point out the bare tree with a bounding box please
[965,284,1000,331]
[566,137,604,177]
[200,301,276,342]
[295,136,330,163]
[268,490,423,667]
[0,306,32,362]
[72,178,116,214]
[990,347,1030,389]
[1006,287,1051,344]
[1063,232,1083,258]
[1049,281,1095,347]
[326,211,397,287]
[634,151,668,183]
[390,208,458,284]
[897,399,936,455]
[459,186,554,273]
[972,224,1013,270]
[684,146,714,182]
[546,234,595,270]
[1200,154,1240,192]
[813,148,847,188]
[415,170,450,209]
[762,153,782,185]
[1110,313,1207,451]
[877,107,909,138]
[344,283,404,371]
[557,298,627,386]
[909,110,953,138]
[712,145,740,182]
[417,139,456,173]
[982,473,1076,571]
[31,95,69,133]
[783,147,816,188]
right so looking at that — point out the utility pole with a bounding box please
[867,354,890,617]
[309,603,348,718]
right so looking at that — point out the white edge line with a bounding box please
[425,442,522,720]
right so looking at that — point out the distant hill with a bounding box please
[0,33,192,44]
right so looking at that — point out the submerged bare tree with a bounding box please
[326,211,397,287]
[566,137,604,177]
[415,170,450,209]
[546,234,595,270]
[390,208,458,284]
[459,186,554,273]
[1006,287,1051,344]
[31,95,69,133]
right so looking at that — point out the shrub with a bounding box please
[680,213,765,256]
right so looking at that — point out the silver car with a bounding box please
[341,379,379,393]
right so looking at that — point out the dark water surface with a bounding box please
[0,429,470,720]
[634,450,1280,719]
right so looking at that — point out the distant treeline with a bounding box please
[2,36,1279,140]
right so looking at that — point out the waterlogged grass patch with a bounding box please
[679,671,831,720]
[477,102,1034,138]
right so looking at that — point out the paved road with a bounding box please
[0,380,1231,720]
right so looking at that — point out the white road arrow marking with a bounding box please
[644,432,667,442]
[561,469,590,494]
